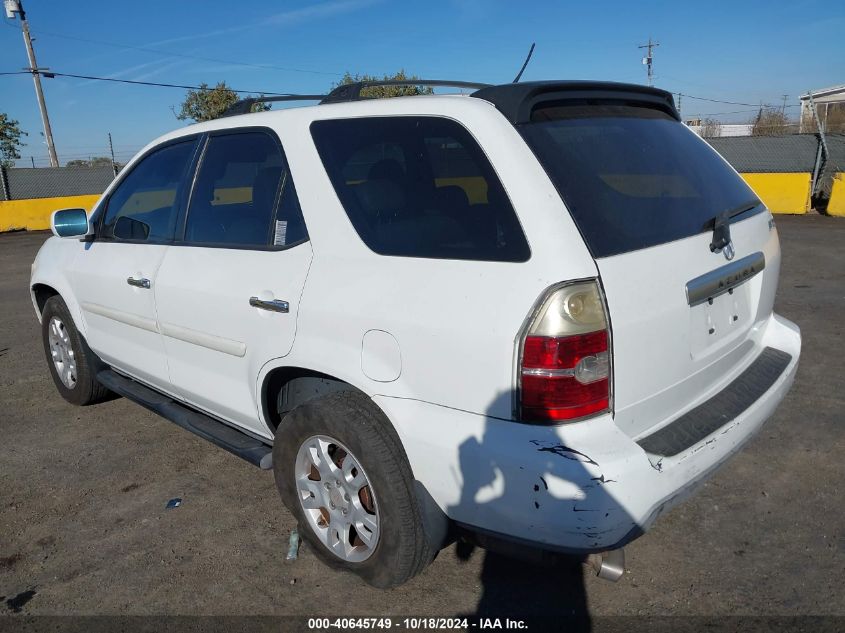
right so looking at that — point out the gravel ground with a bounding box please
[0,215,842,625]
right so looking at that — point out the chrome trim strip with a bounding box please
[522,367,575,378]
[686,251,765,307]
[159,321,247,357]
[81,302,159,333]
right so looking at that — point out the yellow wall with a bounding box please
[435,177,488,204]
[827,173,845,217]
[0,172,834,232]
[739,173,811,215]
[0,194,101,232]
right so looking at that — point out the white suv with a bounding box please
[31,80,800,588]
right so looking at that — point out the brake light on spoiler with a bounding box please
[519,281,611,423]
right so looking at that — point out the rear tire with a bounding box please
[41,295,111,406]
[273,390,435,588]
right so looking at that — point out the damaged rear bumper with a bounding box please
[375,314,800,554]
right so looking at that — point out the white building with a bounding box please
[685,121,754,137]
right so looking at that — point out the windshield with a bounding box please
[519,103,762,258]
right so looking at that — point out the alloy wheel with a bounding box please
[294,435,380,563]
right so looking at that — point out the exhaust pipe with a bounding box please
[586,548,625,582]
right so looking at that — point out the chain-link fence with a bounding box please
[822,133,845,193]
[705,133,843,211]
[1,138,843,212]
[0,166,115,202]
[705,135,819,173]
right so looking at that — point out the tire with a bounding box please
[273,390,435,588]
[41,295,111,406]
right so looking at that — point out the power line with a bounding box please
[686,104,801,116]
[2,66,806,119]
[675,93,788,107]
[27,28,344,77]
[0,69,292,94]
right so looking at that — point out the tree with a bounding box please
[333,70,434,99]
[66,157,114,168]
[176,82,269,122]
[751,107,790,136]
[699,118,722,138]
[0,113,27,168]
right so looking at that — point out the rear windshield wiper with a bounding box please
[704,200,761,231]
[707,200,761,253]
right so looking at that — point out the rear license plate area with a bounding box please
[689,284,751,358]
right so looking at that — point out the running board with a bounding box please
[97,369,273,469]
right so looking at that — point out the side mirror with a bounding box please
[113,215,150,240]
[50,208,89,238]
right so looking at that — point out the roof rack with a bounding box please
[320,79,491,104]
[221,79,492,117]
[222,94,328,117]
[220,80,675,123]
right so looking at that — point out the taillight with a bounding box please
[519,281,611,423]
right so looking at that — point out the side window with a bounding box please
[311,117,530,262]
[102,140,196,242]
[184,131,308,248]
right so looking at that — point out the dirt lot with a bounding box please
[1,216,843,624]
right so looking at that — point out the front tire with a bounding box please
[41,295,110,406]
[273,391,435,588]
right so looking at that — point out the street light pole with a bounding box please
[5,0,59,167]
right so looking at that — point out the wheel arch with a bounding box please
[266,372,453,564]
[261,365,373,433]
[31,282,60,317]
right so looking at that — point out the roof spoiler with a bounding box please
[470,81,680,124]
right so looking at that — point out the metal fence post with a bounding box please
[0,165,10,201]
[810,141,824,199]
[808,91,830,198]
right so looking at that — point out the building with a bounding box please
[685,120,754,138]
[799,84,845,133]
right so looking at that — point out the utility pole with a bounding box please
[781,94,789,115]
[108,132,118,176]
[638,37,659,86]
[5,0,59,167]
[676,92,682,118]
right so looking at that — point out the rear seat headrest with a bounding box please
[353,180,405,217]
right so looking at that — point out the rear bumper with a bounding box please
[376,313,800,553]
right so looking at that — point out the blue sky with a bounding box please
[1,0,843,166]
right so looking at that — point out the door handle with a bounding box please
[127,277,151,289]
[249,297,289,313]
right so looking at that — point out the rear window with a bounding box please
[519,103,762,258]
[311,116,530,262]
[184,131,307,248]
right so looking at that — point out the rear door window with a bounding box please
[183,131,308,248]
[519,104,763,258]
[311,116,530,262]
